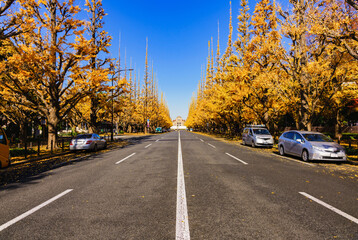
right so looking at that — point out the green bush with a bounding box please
[341,133,358,140]
[345,147,358,156]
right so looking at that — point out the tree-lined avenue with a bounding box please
[0,131,357,239]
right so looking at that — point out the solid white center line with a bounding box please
[225,153,248,165]
[176,131,190,240]
[208,143,216,148]
[299,192,358,224]
[145,144,152,148]
[0,189,73,232]
[116,153,136,164]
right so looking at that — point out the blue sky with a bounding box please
[100,0,286,120]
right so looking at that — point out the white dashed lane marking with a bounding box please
[0,189,73,232]
[225,153,248,165]
[116,153,136,165]
[208,143,216,149]
[300,192,358,225]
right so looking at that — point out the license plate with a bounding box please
[330,153,338,158]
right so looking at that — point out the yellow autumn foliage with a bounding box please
[187,0,358,137]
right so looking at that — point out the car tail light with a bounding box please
[70,142,73,145]
[86,140,93,144]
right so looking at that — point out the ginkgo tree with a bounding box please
[0,0,34,40]
[2,0,100,149]
[0,0,172,150]
[187,0,357,137]
[278,0,358,131]
[240,0,285,131]
[85,0,112,134]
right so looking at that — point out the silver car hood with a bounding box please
[310,142,344,151]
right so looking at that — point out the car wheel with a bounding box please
[251,141,255,148]
[93,144,98,152]
[279,145,285,156]
[103,143,107,149]
[302,150,309,162]
[242,139,246,146]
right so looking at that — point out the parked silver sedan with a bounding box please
[70,134,107,152]
[278,131,347,162]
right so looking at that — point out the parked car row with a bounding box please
[242,125,347,162]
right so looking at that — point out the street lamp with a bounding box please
[111,68,134,141]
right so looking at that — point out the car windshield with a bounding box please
[76,134,92,139]
[253,129,270,135]
[302,133,333,142]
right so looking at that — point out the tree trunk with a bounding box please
[47,109,59,149]
[89,97,99,133]
[18,120,27,145]
[306,121,312,131]
[334,109,342,140]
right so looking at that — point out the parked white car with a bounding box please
[242,126,274,148]
[278,131,347,162]
[70,134,107,152]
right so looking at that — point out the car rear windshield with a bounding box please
[302,133,333,142]
[76,134,92,139]
[253,129,270,135]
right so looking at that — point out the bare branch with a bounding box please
[346,0,358,10]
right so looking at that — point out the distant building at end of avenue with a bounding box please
[171,116,187,130]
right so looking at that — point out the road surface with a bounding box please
[0,131,357,239]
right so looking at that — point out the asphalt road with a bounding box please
[0,131,357,239]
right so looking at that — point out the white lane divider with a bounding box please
[145,144,152,148]
[156,139,160,142]
[0,189,73,232]
[299,192,358,225]
[116,153,136,165]
[199,139,204,142]
[176,131,190,240]
[225,153,248,165]
[207,143,216,149]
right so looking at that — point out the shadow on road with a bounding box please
[0,137,141,190]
